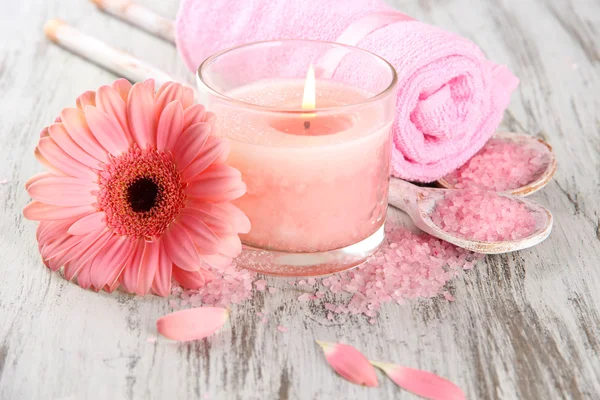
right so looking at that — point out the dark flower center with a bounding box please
[127,177,160,212]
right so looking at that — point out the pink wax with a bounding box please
[214,80,392,252]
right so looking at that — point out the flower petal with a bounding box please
[185,201,250,234]
[151,241,172,296]
[90,235,135,289]
[23,201,96,221]
[34,147,65,176]
[68,212,106,235]
[155,81,170,99]
[186,166,246,203]
[154,82,183,120]
[172,266,213,290]
[143,78,156,95]
[214,234,242,258]
[173,122,211,171]
[60,108,109,163]
[316,341,378,387]
[48,124,102,169]
[85,106,129,156]
[37,137,98,180]
[183,104,206,131]
[213,203,251,234]
[42,232,87,262]
[105,280,120,293]
[127,82,156,148]
[76,91,96,110]
[176,212,221,255]
[200,253,233,270]
[182,86,195,109]
[62,229,112,280]
[96,85,132,144]
[76,262,93,289]
[180,137,228,182]
[162,223,202,271]
[120,239,145,294]
[25,171,55,190]
[112,78,133,102]
[371,362,465,400]
[27,176,97,206]
[156,101,184,152]
[137,240,160,296]
[156,307,229,342]
[180,207,231,234]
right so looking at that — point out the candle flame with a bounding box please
[302,64,316,110]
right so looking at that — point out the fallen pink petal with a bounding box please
[371,361,465,400]
[316,341,378,387]
[156,307,229,342]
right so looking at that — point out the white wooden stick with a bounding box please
[90,0,176,43]
[44,19,175,87]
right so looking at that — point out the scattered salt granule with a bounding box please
[297,293,311,302]
[443,291,455,302]
[314,224,483,319]
[277,325,288,333]
[254,279,267,291]
[171,223,482,321]
[443,138,548,192]
[431,190,538,242]
[170,261,256,308]
[0,179,8,184]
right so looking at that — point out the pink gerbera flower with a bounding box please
[23,79,249,296]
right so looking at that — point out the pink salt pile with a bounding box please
[170,223,484,320]
[170,261,257,308]
[443,138,548,191]
[314,224,482,318]
[431,190,538,241]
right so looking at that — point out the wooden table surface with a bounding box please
[1,0,599,399]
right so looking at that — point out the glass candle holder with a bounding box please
[197,40,397,276]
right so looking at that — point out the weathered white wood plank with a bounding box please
[0,0,599,399]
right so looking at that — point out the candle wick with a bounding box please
[304,121,311,131]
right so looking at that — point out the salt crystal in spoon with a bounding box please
[436,132,557,196]
[388,179,553,254]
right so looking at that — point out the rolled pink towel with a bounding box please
[176,0,519,182]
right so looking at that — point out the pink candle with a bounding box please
[197,40,397,276]
[216,80,391,252]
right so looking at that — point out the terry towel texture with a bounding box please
[175,0,519,182]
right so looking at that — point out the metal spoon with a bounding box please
[436,132,557,196]
[388,178,553,254]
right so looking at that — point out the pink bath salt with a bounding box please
[298,293,311,302]
[268,287,277,294]
[256,311,264,317]
[277,325,288,333]
[314,224,483,320]
[307,278,317,285]
[172,261,257,308]
[431,190,538,242]
[443,291,455,302]
[254,279,267,291]
[443,138,549,192]
[170,224,482,322]
[369,319,376,325]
